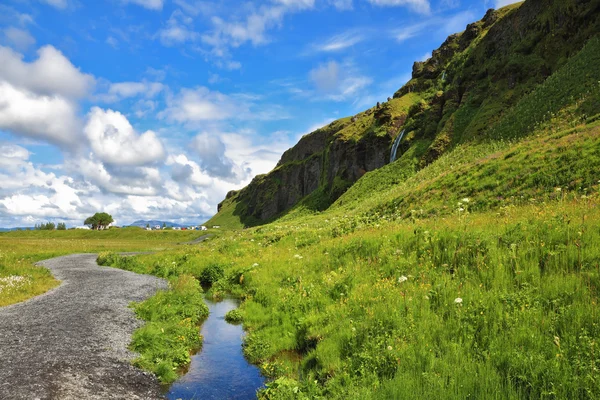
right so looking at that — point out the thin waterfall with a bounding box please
[390,129,405,163]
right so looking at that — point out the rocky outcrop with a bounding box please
[223,127,394,224]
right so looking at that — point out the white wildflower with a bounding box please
[294,254,303,259]
[454,297,463,304]
[252,263,259,267]
[398,275,408,283]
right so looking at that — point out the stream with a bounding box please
[166,298,265,400]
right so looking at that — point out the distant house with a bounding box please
[200,226,208,231]
[146,227,152,231]
[74,226,91,230]
[212,225,221,229]
[173,227,181,231]
[154,225,161,230]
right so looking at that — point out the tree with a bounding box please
[162,222,167,229]
[84,212,114,230]
[57,223,67,230]
[35,222,56,230]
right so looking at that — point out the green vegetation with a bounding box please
[84,212,115,230]
[129,275,208,383]
[0,228,206,307]
[105,188,600,399]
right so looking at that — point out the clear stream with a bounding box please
[166,298,265,400]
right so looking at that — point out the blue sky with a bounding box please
[0,0,517,227]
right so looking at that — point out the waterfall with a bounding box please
[390,129,405,163]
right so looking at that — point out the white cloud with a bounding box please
[162,87,233,122]
[201,1,315,59]
[0,45,95,99]
[84,107,166,166]
[368,0,430,14]
[98,81,164,102]
[39,0,68,9]
[0,144,29,167]
[0,81,80,146]
[122,0,164,10]
[158,10,198,46]
[309,60,372,101]
[190,132,249,181]
[329,0,353,10]
[161,86,288,124]
[3,27,36,51]
[309,30,364,53]
[393,10,476,43]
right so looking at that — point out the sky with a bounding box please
[0,0,518,227]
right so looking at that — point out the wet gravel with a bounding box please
[0,253,168,399]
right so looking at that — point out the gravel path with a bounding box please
[0,253,168,400]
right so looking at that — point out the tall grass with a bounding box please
[105,191,600,399]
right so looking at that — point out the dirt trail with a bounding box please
[0,254,167,400]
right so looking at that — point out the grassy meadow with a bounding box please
[0,228,208,307]
[99,186,600,398]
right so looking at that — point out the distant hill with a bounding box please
[128,220,193,228]
[0,227,34,232]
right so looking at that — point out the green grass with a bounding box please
[0,228,207,307]
[105,191,600,399]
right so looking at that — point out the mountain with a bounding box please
[209,0,600,228]
[128,220,190,228]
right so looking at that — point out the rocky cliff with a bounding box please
[212,0,600,227]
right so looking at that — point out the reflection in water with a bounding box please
[167,298,265,400]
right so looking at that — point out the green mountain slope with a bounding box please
[208,0,600,229]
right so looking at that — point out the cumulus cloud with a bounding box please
[161,86,287,124]
[167,154,212,187]
[84,107,166,166]
[368,0,430,14]
[162,87,233,122]
[2,27,36,51]
[0,81,80,146]
[190,132,249,182]
[0,45,95,99]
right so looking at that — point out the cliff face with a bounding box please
[212,0,600,227]
[219,101,413,225]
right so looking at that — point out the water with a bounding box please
[166,298,265,400]
[390,129,406,163]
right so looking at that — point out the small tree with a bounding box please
[162,222,167,229]
[57,223,67,230]
[84,212,114,230]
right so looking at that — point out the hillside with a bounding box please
[209,0,600,228]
